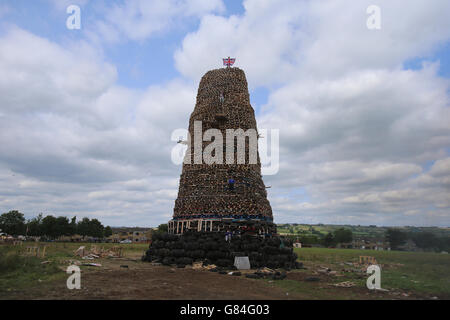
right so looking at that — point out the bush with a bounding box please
[0,247,59,275]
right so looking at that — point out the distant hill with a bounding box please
[276,223,450,240]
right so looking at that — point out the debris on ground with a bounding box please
[74,245,123,259]
[358,256,377,266]
[203,264,217,270]
[192,261,203,269]
[82,254,100,260]
[81,263,102,267]
[333,281,355,288]
[305,277,320,282]
[74,246,86,257]
[315,266,341,276]
[64,260,81,266]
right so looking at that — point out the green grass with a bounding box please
[2,242,449,299]
[0,242,149,297]
[294,247,450,297]
[0,246,62,296]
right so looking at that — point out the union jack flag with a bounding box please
[223,57,236,67]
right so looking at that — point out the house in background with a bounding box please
[108,228,153,243]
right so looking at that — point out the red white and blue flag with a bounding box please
[223,57,235,67]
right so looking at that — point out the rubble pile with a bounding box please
[74,245,123,259]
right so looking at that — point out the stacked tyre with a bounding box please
[142,231,299,270]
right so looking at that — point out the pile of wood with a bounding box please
[172,67,273,224]
[74,245,123,258]
[142,232,300,270]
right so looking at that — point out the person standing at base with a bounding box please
[225,230,232,242]
[228,178,235,191]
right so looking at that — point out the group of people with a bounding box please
[224,225,273,242]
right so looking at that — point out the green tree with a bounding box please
[26,213,43,236]
[68,216,77,235]
[334,228,353,244]
[104,226,113,237]
[41,215,58,238]
[88,219,105,238]
[55,216,70,236]
[412,232,440,251]
[386,228,407,250]
[158,224,168,233]
[323,232,335,247]
[77,217,91,236]
[0,210,26,235]
[77,218,104,237]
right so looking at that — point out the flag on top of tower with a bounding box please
[223,57,236,67]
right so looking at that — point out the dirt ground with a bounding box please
[3,256,432,300]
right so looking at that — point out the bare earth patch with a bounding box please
[2,257,434,300]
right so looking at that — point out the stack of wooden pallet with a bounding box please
[172,67,273,223]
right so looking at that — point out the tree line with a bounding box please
[287,227,354,246]
[0,210,113,239]
[386,228,450,252]
[287,227,450,252]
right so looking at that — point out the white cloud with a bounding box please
[89,0,225,43]
[175,0,450,86]
[174,0,450,226]
[0,27,117,116]
[0,27,195,226]
[1,1,450,227]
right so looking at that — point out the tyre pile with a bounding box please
[142,231,300,270]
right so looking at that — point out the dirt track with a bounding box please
[4,257,424,300]
[8,263,305,300]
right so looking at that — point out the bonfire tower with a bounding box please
[168,60,276,235]
[143,60,298,270]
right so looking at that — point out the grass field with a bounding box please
[290,247,450,297]
[1,242,449,299]
[0,242,148,295]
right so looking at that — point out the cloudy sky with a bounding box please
[0,0,449,227]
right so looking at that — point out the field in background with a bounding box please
[277,224,450,239]
[1,242,449,299]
